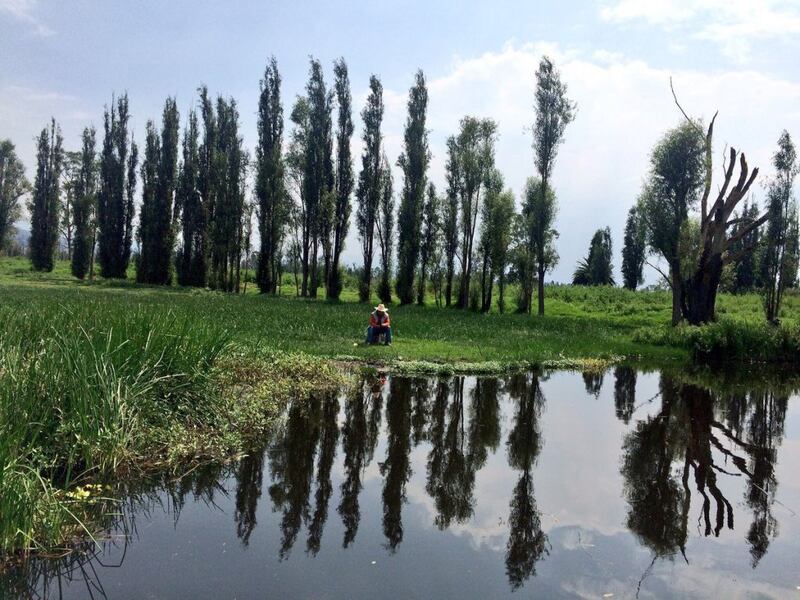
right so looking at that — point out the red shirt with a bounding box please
[370,311,390,327]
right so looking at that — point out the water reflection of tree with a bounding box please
[505,372,549,590]
[380,376,413,551]
[621,375,789,568]
[337,377,384,548]
[582,371,604,398]
[306,394,340,555]
[721,388,788,566]
[267,398,322,559]
[613,366,637,424]
[234,446,266,545]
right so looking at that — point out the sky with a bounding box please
[2,0,800,283]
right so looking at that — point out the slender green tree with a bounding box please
[395,70,430,305]
[417,182,440,305]
[450,117,498,308]
[98,94,138,278]
[762,131,799,322]
[376,154,394,304]
[621,205,647,290]
[729,200,760,292]
[573,227,615,286]
[518,178,558,311]
[30,119,64,272]
[441,137,460,307]
[0,140,30,254]
[356,75,385,302]
[59,152,79,261]
[327,58,354,300]
[70,127,98,280]
[137,97,180,284]
[527,56,575,315]
[176,110,207,287]
[209,96,246,292]
[479,170,515,312]
[301,58,334,298]
[255,56,286,294]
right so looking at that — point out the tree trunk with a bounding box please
[536,261,545,316]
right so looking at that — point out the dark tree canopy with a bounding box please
[175,110,206,287]
[137,97,180,285]
[356,75,384,302]
[29,119,64,272]
[573,226,614,286]
[255,56,286,294]
[396,70,430,305]
[97,94,138,279]
[327,58,354,300]
[70,127,98,280]
[621,205,646,290]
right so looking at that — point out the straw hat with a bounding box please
[374,303,388,312]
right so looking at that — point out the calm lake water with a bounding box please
[4,370,800,599]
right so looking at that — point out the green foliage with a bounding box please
[175,110,207,287]
[621,205,646,290]
[255,57,286,295]
[0,139,30,254]
[762,130,799,322]
[97,94,138,279]
[376,155,394,304]
[137,97,180,285]
[396,70,430,305]
[29,119,64,272]
[328,58,354,301]
[573,226,614,286]
[356,75,384,302]
[517,177,558,313]
[70,127,98,280]
[634,318,800,363]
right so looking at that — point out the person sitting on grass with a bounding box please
[366,303,392,345]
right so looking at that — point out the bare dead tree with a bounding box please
[670,79,767,324]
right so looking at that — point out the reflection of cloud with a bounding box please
[0,0,53,36]
[600,0,800,61]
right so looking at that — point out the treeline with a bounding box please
[0,55,576,314]
[0,56,797,324]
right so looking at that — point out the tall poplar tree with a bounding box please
[395,70,430,305]
[209,96,246,292]
[301,58,334,298]
[356,75,384,302]
[417,182,440,305]
[98,94,138,279]
[450,116,498,308]
[137,97,180,284]
[71,127,98,280]
[0,140,29,253]
[255,56,285,294]
[176,110,207,287]
[441,137,460,307]
[527,56,575,315]
[29,119,64,272]
[762,131,799,322]
[328,57,354,300]
[621,205,646,290]
[376,154,394,304]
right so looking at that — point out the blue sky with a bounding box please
[2,0,800,282]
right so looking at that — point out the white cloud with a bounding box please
[0,0,53,36]
[599,0,800,61]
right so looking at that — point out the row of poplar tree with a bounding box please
[4,55,577,314]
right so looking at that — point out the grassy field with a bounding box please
[1,257,798,365]
[1,256,798,557]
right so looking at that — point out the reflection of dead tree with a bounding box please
[621,376,789,580]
